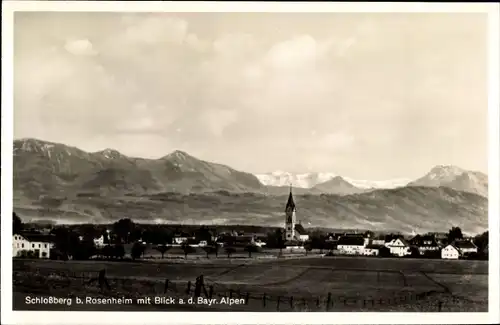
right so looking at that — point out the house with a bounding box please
[294,223,309,242]
[441,244,461,259]
[409,235,440,255]
[93,235,106,247]
[425,232,448,245]
[173,234,190,245]
[13,233,54,259]
[337,236,365,255]
[453,240,478,255]
[363,244,383,256]
[222,235,255,247]
[385,237,411,257]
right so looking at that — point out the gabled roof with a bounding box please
[387,237,410,247]
[294,224,307,235]
[453,240,477,249]
[365,244,384,249]
[15,232,55,243]
[410,234,439,247]
[285,187,296,212]
[337,236,365,246]
[444,244,462,254]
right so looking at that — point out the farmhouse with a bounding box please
[453,240,478,255]
[385,237,411,257]
[409,235,440,255]
[337,236,365,255]
[93,234,106,247]
[441,244,461,259]
[13,233,54,258]
[173,233,192,245]
[363,244,383,256]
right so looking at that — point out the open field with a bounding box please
[13,256,488,312]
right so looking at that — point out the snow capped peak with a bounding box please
[426,165,465,181]
[99,148,122,159]
[164,150,192,161]
[255,171,410,189]
[256,171,338,188]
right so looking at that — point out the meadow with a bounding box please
[13,254,488,312]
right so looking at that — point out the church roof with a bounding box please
[294,224,307,235]
[285,187,296,212]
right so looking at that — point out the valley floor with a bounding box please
[12,256,488,312]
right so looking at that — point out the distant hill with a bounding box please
[312,176,367,195]
[14,186,488,235]
[409,165,488,197]
[13,138,264,198]
[13,138,488,233]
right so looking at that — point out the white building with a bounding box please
[453,240,478,255]
[173,236,188,245]
[363,244,382,256]
[385,237,411,257]
[337,236,365,255]
[13,233,54,259]
[441,244,461,259]
[93,235,106,247]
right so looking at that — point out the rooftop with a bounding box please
[338,236,365,246]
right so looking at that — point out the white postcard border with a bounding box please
[1,1,499,324]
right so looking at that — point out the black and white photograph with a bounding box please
[2,1,499,324]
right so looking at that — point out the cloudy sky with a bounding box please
[14,12,488,180]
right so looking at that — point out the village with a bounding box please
[12,189,488,262]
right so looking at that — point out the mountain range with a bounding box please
[12,138,488,233]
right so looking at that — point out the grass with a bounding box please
[12,256,488,312]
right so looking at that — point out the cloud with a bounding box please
[14,13,488,178]
[64,39,97,56]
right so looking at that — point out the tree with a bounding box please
[203,246,213,259]
[13,212,23,234]
[474,231,488,252]
[275,229,285,256]
[213,244,220,258]
[52,227,80,260]
[113,244,125,259]
[113,218,135,244]
[379,246,392,258]
[409,246,420,258]
[181,242,195,259]
[304,241,313,256]
[225,246,236,258]
[244,244,259,258]
[447,227,463,243]
[155,245,172,259]
[131,242,145,260]
[73,238,97,260]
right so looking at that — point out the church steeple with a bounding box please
[285,184,296,213]
[284,184,297,241]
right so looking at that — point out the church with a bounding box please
[284,186,309,243]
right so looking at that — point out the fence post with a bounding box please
[316,297,320,308]
[164,279,169,294]
[276,296,280,311]
[245,292,250,305]
[186,281,191,295]
[290,296,294,309]
[326,292,332,311]
[302,298,306,309]
[262,293,266,307]
[438,301,443,312]
[209,285,214,299]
